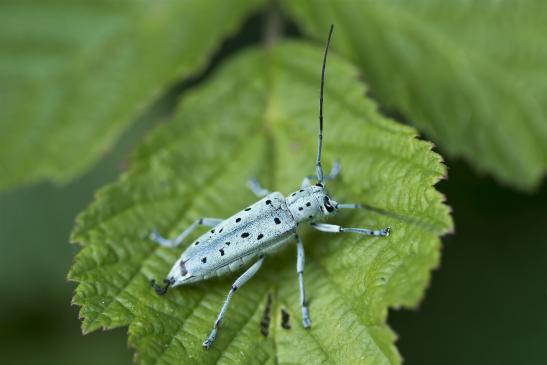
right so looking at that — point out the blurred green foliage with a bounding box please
[0,0,263,191]
[0,1,546,364]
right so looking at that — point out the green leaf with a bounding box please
[281,0,547,191]
[0,0,263,191]
[69,41,452,364]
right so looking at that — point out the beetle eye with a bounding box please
[323,196,334,213]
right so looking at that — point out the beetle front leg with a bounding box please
[310,222,390,237]
[301,160,341,188]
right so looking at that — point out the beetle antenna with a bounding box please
[316,24,334,185]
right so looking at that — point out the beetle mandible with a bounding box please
[150,24,391,349]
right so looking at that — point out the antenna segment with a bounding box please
[316,24,334,185]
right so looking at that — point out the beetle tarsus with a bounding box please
[150,278,171,295]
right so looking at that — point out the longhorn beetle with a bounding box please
[149,24,390,349]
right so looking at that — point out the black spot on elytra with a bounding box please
[219,228,223,233]
[194,241,199,246]
[257,234,264,240]
[298,207,303,211]
[274,218,281,224]
[219,248,225,256]
[265,200,272,205]
[306,202,311,207]
[225,241,231,246]
[244,207,251,211]
[241,232,250,238]
[308,215,313,219]
[236,218,241,223]
[291,193,296,197]
[299,189,304,192]
[201,257,207,264]
[210,229,215,234]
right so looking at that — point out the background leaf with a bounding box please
[0,0,263,191]
[281,0,547,191]
[69,42,452,364]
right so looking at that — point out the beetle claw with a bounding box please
[150,279,171,295]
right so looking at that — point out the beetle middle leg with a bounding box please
[296,235,311,328]
[203,255,265,349]
[150,217,223,248]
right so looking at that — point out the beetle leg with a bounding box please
[310,222,390,237]
[203,255,265,349]
[301,160,340,188]
[247,178,271,197]
[150,217,223,248]
[296,235,311,328]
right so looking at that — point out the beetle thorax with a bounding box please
[285,185,337,224]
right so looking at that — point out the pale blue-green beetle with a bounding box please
[150,25,390,349]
